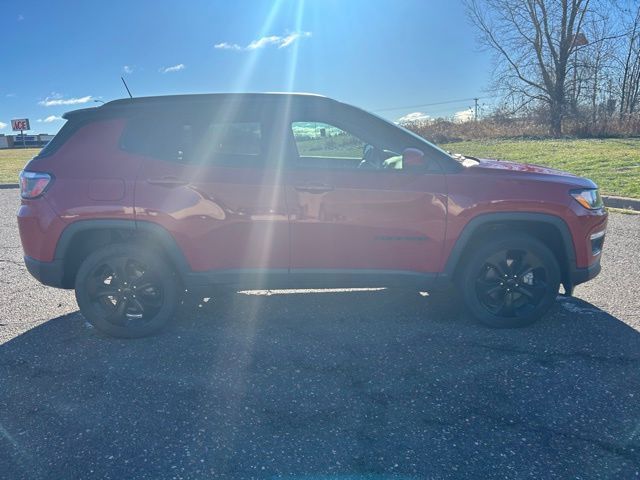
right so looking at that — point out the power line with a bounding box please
[373,97,482,113]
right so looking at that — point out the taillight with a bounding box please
[19,170,53,199]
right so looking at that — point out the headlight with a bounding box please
[570,188,603,210]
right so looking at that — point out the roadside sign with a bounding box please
[11,119,30,148]
[11,119,30,131]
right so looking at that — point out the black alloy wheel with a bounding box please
[75,244,179,338]
[460,233,560,328]
[86,257,164,326]
[474,248,548,318]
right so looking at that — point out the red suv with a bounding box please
[18,93,607,337]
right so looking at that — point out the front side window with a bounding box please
[292,122,365,163]
[291,121,404,171]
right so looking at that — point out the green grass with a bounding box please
[3,138,640,198]
[295,136,363,159]
[0,148,41,183]
[439,138,640,198]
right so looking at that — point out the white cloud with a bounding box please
[215,31,311,51]
[397,112,431,124]
[37,115,63,123]
[123,65,134,74]
[0,122,7,129]
[454,109,474,123]
[214,42,241,51]
[39,94,93,107]
[161,63,185,73]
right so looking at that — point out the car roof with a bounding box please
[64,92,336,120]
[105,92,329,107]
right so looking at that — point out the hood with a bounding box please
[466,157,596,188]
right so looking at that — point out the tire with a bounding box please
[75,244,180,338]
[458,233,560,328]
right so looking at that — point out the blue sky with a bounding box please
[0,0,492,134]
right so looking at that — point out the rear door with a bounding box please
[129,101,290,276]
[281,103,448,275]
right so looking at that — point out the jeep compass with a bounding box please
[18,93,607,337]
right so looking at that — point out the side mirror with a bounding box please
[402,148,426,169]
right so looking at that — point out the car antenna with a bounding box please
[120,76,133,98]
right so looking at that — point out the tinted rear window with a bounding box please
[120,109,263,166]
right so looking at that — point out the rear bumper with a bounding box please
[18,200,67,263]
[24,255,68,289]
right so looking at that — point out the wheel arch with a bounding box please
[55,220,190,288]
[443,212,576,290]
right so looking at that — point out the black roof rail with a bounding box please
[103,92,328,107]
[63,92,332,120]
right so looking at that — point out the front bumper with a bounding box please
[24,255,68,289]
[568,256,601,289]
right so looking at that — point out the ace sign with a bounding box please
[11,119,30,132]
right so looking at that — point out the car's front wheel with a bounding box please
[75,244,180,338]
[459,233,561,328]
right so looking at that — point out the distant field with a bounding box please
[440,138,640,198]
[295,135,362,158]
[2,138,639,198]
[0,148,40,183]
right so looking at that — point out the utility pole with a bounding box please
[474,98,479,121]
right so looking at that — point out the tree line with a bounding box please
[465,0,640,137]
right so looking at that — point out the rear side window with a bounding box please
[120,112,263,166]
[120,115,186,162]
[204,122,261,155]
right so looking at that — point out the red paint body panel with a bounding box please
[443,160,607,270]
[23,118,140,224]
[286,169,447,272]
[134,159,290,271]
[17,199,67,261]
[18,118,140,261]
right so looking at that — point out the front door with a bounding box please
[283,113,447,276]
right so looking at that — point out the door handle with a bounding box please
[294,183,334,193]
[147,177,189,187]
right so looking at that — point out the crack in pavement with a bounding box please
[466,342,640,366]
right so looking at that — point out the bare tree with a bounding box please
[618,2,640,118]
[567,10,617,125]
[466,0,593,136]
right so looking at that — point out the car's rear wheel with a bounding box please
[75,244,180,338]
[459,233,560,328]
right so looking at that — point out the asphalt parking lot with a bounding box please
[1,189,639,479]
